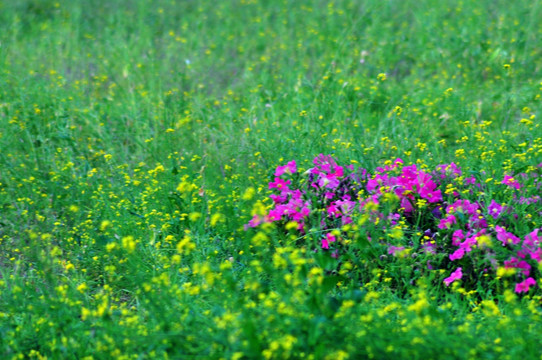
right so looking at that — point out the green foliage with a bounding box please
[0,0,541,358]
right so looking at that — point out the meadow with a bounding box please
[1,0,542,358]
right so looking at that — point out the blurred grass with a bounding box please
[1,0,540,172]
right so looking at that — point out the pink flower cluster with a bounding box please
[248,160,310,230]
[367,160,443,212]
[247,155,542,294]
[444,267,463,286]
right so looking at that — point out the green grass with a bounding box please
[0,0,541,358]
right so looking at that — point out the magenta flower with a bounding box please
[515,277,536,293]
[444,267,463,286]
[388,245,405,256]
[367,176,385,193]
[487,200,504,219]
[376,158,404,172]
[268,177,291,191]
[438,215,457,229]
[321,233,337,249]
[422,241,437,255]
[418,176,442,202]
[324,192,335,199]
[448,199,479,216]
[400,197,414,212]
[309,156,344,190]
[452,230,465,246]
[502,175,522,190]
[522,229,542,262]
[317,173,341,189]
[464,176,477,185]
[268,206,286,221]
[327,202,340,218]
[504,257,531,276]
[321,238,329,249]
[275,160,297,176]
[524,229,542,247]
[457,231,484,253]
[269,193,287,204]
[436,162,462,178]
[495,226,521,246]
[449,248,465,261]
[423,189,443,203]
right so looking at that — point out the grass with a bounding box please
[0,0,541,358]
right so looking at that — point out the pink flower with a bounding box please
[444,267,463,286]
[449,248,465,261]
[367,176,385,192]
[400,197,414,213]
[464,176,477,185]
[321,233,337,249]
[448,200,479,216]
[327,199,355,218]
[487,200,504,219]
[269,177,291,191]
[522,229,542,261]
[436,162,462,178]
[438,215,457,229]
[415,172,442,203]
[504,257,531,276]
[324,192,335,199]
[327,202,340,218]
[317,173,341,189]
[502,175,522,190]
[495,226,521,246]
[247,215,263,228]
[268,206,286,221]
[524,229,542,247]
[450,234,478,261]
[452,230,465,246]
[275,160,297,176]
[515,277,536,293]
[310,155,345,189]
[528,248,542,262]
[420,188,442,203]
[270,193,287,204]
[388,246,405,256]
